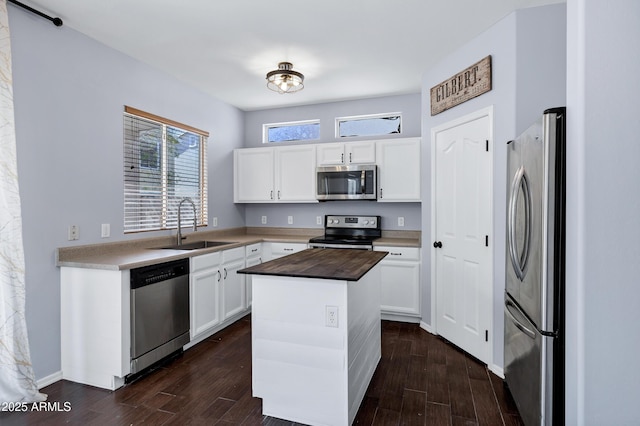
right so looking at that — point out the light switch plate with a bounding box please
[261,216,267,224]
[101,223,110,238]
[287,215,293,225]
[398,217,405,227]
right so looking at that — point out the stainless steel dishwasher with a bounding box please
[130,258,190,377]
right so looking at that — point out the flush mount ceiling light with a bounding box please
[266,62,305,94]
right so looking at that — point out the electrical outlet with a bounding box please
[316,216,322,225]
[287,215,293,225]
[261,215,267,224]
[101,223,110,238]
[68,225,79,241]
[213,217,218,227]
[398,217,405,227]
[326,305,339,328]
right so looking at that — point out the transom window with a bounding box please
[263,119,320,143]
[336,113,402,138]
[123,106,208,233]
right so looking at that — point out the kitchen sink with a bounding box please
[157,241,234,250]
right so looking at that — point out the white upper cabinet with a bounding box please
[234,147,275,202]
[234,145,317,203]
[376,137,421,202]
[316,141,376,166]
[276,145,317,202]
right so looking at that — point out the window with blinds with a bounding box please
[123,106,208,233]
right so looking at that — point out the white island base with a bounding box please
[251,263,382,426]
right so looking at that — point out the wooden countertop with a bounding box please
[238,248,388,281]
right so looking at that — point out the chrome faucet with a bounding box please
[176,197,197,245]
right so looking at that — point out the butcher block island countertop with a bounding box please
[237,247,387,281]
[242,247,386,426]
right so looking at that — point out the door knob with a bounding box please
[433,241,443,248]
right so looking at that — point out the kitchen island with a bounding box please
[238,248,387,426]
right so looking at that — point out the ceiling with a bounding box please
[23,0,562,111]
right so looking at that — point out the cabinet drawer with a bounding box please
[270,242,307,256]
[191,252,221,272]
[245,243,262,258]
[375,246,420,261]
[223,247,245,262]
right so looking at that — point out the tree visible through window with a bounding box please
[336,113,402,138]
[123,106,208,233]
[264,120,320,143]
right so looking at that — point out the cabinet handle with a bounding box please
[284,248,293,251]
[277,190,281,199]
[251,248,258,253]
[390,252,402,256]
[259,257,262,263]
[270,190,274,200]
[224,268,227,279]
[349,152,352,163]
[341,153,344,163]
[380,188,383,198]
[217,270,221,282]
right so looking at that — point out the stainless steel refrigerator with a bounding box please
[504,107,565,426]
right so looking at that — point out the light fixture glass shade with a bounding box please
[266,62,304,94]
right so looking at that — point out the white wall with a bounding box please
[9,7,245,381]
[565,0,640,423]
[243,94,422,231]
[421,4,566,369]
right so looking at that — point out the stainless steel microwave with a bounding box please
[316,165,377,201]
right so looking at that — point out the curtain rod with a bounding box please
[8,0,63,26]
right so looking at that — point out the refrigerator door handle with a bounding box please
[505,299,536,340]
[508,166,532,281]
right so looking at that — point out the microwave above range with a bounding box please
[316,165,377,201]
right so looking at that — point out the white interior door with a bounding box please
[431,107,493,364]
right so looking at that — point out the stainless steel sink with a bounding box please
[158,241,234,250]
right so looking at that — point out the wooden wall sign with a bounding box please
[430,55,492,116]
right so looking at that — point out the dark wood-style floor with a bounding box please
[0,315,523,425]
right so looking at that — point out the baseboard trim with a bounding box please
[490,364,504,379]
[38,371,62,390]
[419,320,436,335]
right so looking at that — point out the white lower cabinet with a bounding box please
[221,248,246,320]
[263,242,308,261]
[190,252,222,339]
[244,243,263,308]
[374,246,421,317]
[190,247,246,341]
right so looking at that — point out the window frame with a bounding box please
[123,106,209,234]
[335,112,402,138]
[263,119,320,144]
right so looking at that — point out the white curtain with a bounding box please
[0,0,46,403]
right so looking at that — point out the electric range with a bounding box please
[308,215,381,250]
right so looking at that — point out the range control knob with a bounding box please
[370,220,376,226]
[363,220,369,225]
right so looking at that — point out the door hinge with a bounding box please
[485,235,489,247]
[486,140,489,152]
[485,330,489,342]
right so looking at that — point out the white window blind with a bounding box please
[123,106,208,233]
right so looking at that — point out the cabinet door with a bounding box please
[234,148,275,202]
[221,257,246,320]
[275,145,317,202]
[316,143,346,165]
[190,266,221,339]
[347,141,376,164]
[379,260,421,316]
[377,138,421,202]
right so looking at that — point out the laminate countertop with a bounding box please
[238,248,388,282]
